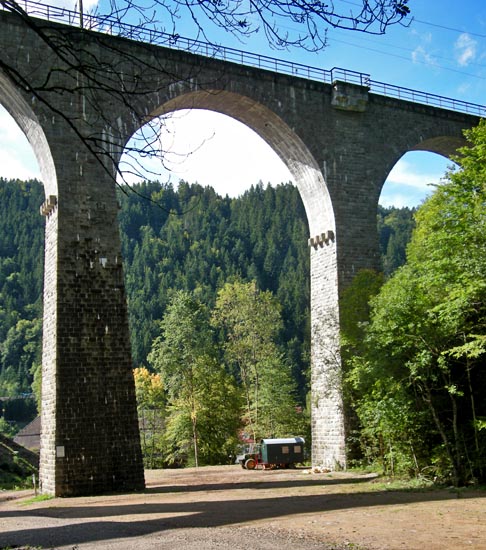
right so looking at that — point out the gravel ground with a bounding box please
[1,466,485,550]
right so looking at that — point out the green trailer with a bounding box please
[236,437,305,469]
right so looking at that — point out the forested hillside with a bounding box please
[2,145,483,482]
[118,181,311,396]
[0,179,44,399]
[377,204,416,276]
[0,177,413,409]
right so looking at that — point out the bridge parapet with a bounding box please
[6,0,486,118]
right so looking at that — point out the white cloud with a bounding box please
[454,33,477,66]
[121,110,293,197]
[386,160,443,190]
[0,148,40,181]
[0,108,22,141]
[411,45,436,66]
[0,106,41,181]
[381,155,451,208]
[410,30,433,45]
[379,190,420,209]
[457,82,472,95]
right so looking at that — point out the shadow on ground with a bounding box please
[144,472,376,494]
[1,471,485,549]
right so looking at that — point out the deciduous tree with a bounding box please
[212,280,302,441]
[148,290,241,466]
[349,121,486,485]
[133,366,166,468]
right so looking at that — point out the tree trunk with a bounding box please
[422,385,462,485]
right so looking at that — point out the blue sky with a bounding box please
[1,0,486,207]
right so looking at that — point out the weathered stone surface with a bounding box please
[332,81,369,112]
[0,10,480,492]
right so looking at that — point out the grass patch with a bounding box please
[21,494,53,505]
[368,476,436,491]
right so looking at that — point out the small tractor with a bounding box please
[236,437,305,469]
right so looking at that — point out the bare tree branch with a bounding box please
[0,0,411,208]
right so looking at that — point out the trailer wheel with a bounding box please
[245,458,256,470]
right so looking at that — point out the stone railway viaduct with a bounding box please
[0,4,482,496]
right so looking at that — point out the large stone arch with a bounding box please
[373,105,470,206]
[410,135,466,158]
[0,71,57,197]
[124,89,345,467]
[0,7,480,488]
[130,89,335,237]
[377,134,465,208]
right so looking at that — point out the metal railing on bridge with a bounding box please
[5,0,486,118]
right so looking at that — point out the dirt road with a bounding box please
[1,466,485,550]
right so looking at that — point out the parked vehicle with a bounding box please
[236,437,305,469]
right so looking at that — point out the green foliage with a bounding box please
[348,121,486,485]
[161,360,242,467]
[0,416,16,438]
[149,290,242,467]
[212,280,303,441]
[21,494,53,504]
[377,205,415,277]
[118,181,312,400]
[340,269,385,462]
[0,318,42,396]
[0,431,38,490]
[0,179,44,401]
[0,176,417,470]
[1,397,37,424]
[30,362,42,412]
[1,176,410,407]
[0,465,35,490]
[145,283,303,468]
[133,367,166,468]
[341,269,384,352]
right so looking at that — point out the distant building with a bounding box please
[13,415,41,451]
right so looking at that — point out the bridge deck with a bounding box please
[4,0,486,118]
